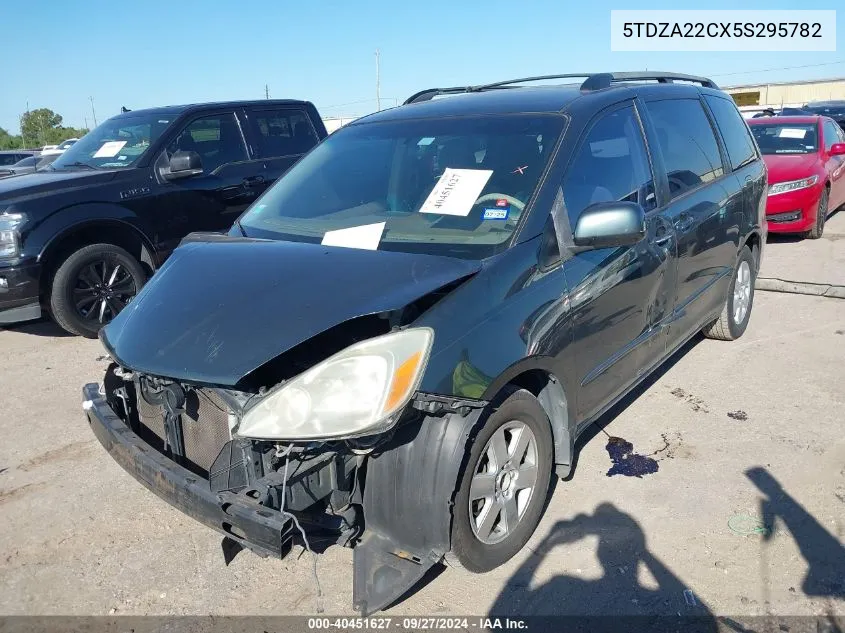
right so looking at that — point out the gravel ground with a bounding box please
[0,291,843,619]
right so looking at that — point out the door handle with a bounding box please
[654,234,672,246]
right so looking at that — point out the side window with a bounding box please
[249,109,318,159]
[644,99,724,200]
[823,120,840,151]
[705,96,757,170]
[563,105,656,228]
[167,113,247,174]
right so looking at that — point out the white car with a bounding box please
[40,139,79,156]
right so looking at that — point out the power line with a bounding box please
[712,59,845,78]
[320,97,398,110]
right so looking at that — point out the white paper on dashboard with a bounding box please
[93,141,127,158]
[779,128,807,139]
[321,222,386,250]
[419,168,494,216]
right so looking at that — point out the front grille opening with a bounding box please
[132,378,233,477]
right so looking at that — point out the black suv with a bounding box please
[84,73,766,613]
[0,99,326,336]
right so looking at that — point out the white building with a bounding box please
[724,77,845,116]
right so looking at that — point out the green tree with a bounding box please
[0,127,23,150]
[20,108,64,146]
[16,109,88,148]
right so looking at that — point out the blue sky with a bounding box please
[1,0,842,133]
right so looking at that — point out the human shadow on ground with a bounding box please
[489,503,717,632]
[747,466,845,600]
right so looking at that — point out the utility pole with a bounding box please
[375,49,381,111]
[84,117,89,131]
[265,84,270,99]
[89,96,98,128]
[21,101,29,149]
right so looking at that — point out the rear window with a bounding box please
[705,96,757,170]
[248,109,318,159]
[644,99,724,200]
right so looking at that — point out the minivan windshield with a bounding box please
[238,115,564,259]
[51,113,173,170]
[750,123,819,155]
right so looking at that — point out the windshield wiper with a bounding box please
[59,162,97,170]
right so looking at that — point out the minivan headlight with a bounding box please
[768,175,818,196]
[0,212,26,258]
[235,328,434,441]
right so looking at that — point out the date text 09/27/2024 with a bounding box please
[307,617,528,630]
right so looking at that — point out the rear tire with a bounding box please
[49,243,146,338]
[702,245,755,341]
[804,188,828,240]
[450,389,553,573]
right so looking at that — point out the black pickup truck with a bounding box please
[0,99,327,336]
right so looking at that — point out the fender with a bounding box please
[354,408,482,615]
[482,357,574,477]
[31,203,157,268]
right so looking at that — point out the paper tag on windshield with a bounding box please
[93,141,127,158]
[419,168,493,216]
[779,128,807,139]
[321,222,385,250]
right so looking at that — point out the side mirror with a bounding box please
[829,142,845,156]
[573,201,646,249]
[164,151,203,181]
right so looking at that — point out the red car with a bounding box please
[748,115,845,238]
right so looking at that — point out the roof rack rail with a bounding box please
[403,71,718,104]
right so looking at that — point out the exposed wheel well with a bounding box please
[39,222,154,298]
[744,231,761,271]
[503,369,572,472]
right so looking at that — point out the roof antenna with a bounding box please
[121,106,131,113]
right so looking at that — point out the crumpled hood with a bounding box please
[101,236,481,385]
[0,168,117,203]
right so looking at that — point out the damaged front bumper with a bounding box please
[83,383,299,558]
[84,380,485,614]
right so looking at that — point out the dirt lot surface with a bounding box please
[0,291,843,619]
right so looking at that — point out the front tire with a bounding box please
[49,243,146,338]
[450,389,553,573]
[805,188,828,240]
[702,245,755,341]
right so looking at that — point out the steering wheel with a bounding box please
[474,193,526,211]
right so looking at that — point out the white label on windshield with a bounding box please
[321,222,385,250]
[93,141,127,158]
[419,168,493,216]
[779,128,807,139]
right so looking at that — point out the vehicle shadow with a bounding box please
[765,233,805,245]
[488,503,717,630]
[746,466,845,600]
[563,333,703,481]
[0,318,73,338]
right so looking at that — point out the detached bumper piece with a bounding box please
[83,383,295,558]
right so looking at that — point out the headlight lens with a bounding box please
[0,212,26,258]
[768,175,818,196]
[236,327,434,441]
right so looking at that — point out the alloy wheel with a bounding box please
[72,260,138,325]
[732,261,752,325]
[469,421,538,545]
